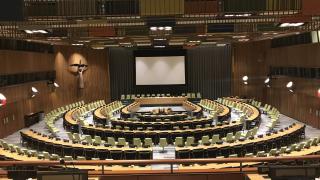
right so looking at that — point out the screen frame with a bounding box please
[133,48,187,87]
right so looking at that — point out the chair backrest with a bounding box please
[43,152,50,159]
[269,149,277,156]
[66,132,74,141]
[118,138,127,146]
[159,138,167,148]
[133,138,142,147]
[201,136,210,144]
[257,151,266,157]
[144,138,153,147]
[107,137,116,146]
[174,137,183,146]
[212,134,220,144]
[73,133,81,142]
[94,136,102,144]
[186,137,195,146]
[279,146,287,154]
[85,135,92,144]
[252,127,258,136]
[234,131,242,140]
[120,95,125,100]
[226,133,233,141]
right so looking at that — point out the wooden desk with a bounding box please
[110,117,214,130]
[135,97,187,105]
[176,124,304,151]
[64,108,243,142]
[222,97,261,128]
[21,130,152,152]
[182,101,202,113]
[198,99,231,120]
[0,141,319,172]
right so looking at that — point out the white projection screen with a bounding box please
[135,56,186,85]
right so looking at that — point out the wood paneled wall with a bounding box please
[53,46,110,108]
[0,47,110,138]
[0,50,55,137]
[233,41,320,128]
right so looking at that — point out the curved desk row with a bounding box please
[94,101,124,121]
[135,113,189,122]
[198,99,231,121]
[120,97,203,118]
[64,109,242,144]
[109,117,214,130]
[20,130,152,161]
[176,123,305,158]
[221,98,261,129]
[1,144,320,172]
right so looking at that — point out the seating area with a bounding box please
[218,97,261,128]
[120,92,202,101]
[2,2,320,179]
[45,101,85,135]
[108,116,215,130]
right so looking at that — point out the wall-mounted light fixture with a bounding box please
[286,81,294,93]
[31,87,39,98]
[242,75,248,85]
[0,93,6,107]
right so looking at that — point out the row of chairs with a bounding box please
[45,101,85,135]
[0,139,152,161]
[20,131,153,160]
[176,136,320,159]
[100,101,124,119]
[74,121,243,144]
[256,137,320,157]
[120,92,202,100]
[135,113,189,122]
[72,100,106,120]
[175,124,305,159]
[109,117,214,130]
[218,98,256,119]
[199,99,227,115]
[67,127,258,149]
[251,100,280,130]
[218,97,261,128]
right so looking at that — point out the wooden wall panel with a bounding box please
[0,50,54,138]
[0,47,111,138]
[53,46,111,108]
[233,41,320,128]
[139,0,184,16]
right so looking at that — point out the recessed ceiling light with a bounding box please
[279,22,304,27]
[154,45,165,48]
[71,43,84,46]
[233,35,247,39]
[150,27,157,31]
[164,26,172,31]
[158,27,164,31]
[238,38,249,42]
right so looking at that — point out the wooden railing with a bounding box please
[1,155,320,174]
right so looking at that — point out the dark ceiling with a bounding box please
[0,0,319,48]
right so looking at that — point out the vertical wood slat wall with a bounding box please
[23,0,302,17]
[139,0,184,16]
[0,47,111,138]
[233,41,320,129]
